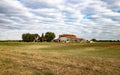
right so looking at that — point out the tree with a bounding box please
[40,33,45,42]
[22,33,40,42]
[22,33,31,42]
[91,38,97,42]
[45,32,55,42]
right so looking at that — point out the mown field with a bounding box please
[0,42,120,75]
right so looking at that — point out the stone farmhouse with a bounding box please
[53,34,86,43]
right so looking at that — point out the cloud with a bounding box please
[101,0,120,11]
[19,0,64,9]
[0,0,120,40]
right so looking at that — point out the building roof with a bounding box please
[59,34,76,38]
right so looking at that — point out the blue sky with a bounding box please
[0,0,120,40]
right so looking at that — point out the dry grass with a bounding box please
[0,42,120,75]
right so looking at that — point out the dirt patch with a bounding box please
[105,45,120,49]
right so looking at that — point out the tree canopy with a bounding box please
[91,38,97,42]
[22,33,40,42]
[45,32,55,42]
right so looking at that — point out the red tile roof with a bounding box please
[59,34,76,38]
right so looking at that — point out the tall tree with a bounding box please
[22,33,31,42]
[45,32,55,42]
[22,33,40,42]
[40,33,45,42]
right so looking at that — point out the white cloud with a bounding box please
[44,0,63,5]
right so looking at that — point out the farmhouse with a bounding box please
[56,34,86,43]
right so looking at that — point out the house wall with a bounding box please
[58,34,86,43]
[59,37,70,42]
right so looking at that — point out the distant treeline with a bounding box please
[88,38,120,42]
[97,40,120,42]
[0,40,22,42]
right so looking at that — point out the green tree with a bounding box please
[45,32,55,42]
[91,38,97,42]
[40,33,45,42]
[22,33,31,42]
[22,33,40,42]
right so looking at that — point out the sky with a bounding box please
[0,0,120,40]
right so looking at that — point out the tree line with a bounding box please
[97,40,120,42]
[22,32,55,42]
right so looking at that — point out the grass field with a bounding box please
[0,42,120,75]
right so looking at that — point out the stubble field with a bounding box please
[0,42,120,75]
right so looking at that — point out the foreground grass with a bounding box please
[0,42,120,75]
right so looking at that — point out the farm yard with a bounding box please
[0,42,120,75]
